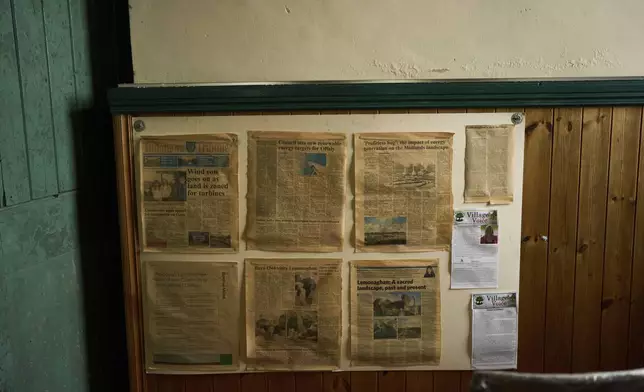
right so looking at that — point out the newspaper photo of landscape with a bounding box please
[355,132,454,252]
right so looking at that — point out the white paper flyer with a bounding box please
[471,292,518,369]
[451,210,499,289]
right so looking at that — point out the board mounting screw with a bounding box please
[133,120,146,132]
[511,113,524,125]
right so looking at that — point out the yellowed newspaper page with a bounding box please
[464,125,514,204]
[143,260,239,372]
[355,132,454,252]
[246,131,347,252]
[245,258,342,370]
[350,260,441,366]
[138,135,239,252]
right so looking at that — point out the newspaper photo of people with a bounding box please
[351,259,441,366]
[138,135,239,252]
[246,259,342,370]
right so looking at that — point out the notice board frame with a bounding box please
[109,78,644,392]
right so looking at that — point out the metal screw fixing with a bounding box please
[133,120,146,132]
[511,113,524,125]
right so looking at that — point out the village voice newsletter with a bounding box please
[451,209,499,289]
[471,292,518,369]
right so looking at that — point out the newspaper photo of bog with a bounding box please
[464,125,514,204]
[246,131,347,252]
[451,209,499,289]
[142,260,239,372]
[245,259,342,370]
[138,135,239,252]
[354,133,454,252]
[350,260,441,366]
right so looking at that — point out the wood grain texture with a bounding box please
[213,374,240,392]
[351,372,378,392]
[43,0,77,192]
[322,372,350,392]
[571,107,612,372]
[405,371,433,392]
[0,0,30,205]
[628,109,644,368]
[157,375,185,392]
[379,371,406,391]
[295,372,323,392]
[185,375,214,392]
[267,373,296,392]
[240,374,267,392]
[212,374,240,392]
[433,371,461,392]
[601,107,642,371]
[518,108,553,372]
[544,108,583,373]
[460,371,473,392]
[113,115,145,392]
[147,374,158,392]
[12,0,58,198]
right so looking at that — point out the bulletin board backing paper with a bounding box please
[132,113,524,373]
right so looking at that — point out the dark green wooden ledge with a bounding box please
[108,78,644,114]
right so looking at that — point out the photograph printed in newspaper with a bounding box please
[138,135,239,252]
[464,124,514,204]
[351,260,441,366]
[354,133,454,252]
[245,259,342,370]
[451,209,499,289]
[143,260,239,372]
[246,132,347,252]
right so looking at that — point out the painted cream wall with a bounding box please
[130,0,644,82]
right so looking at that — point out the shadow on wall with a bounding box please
[71,0,132,390]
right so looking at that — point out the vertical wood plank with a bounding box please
[544,108,583,373]
[185,375,214,392]
[0,0,30,205]
[147,375,158,392]
[213,374,240,392]
[571,107,612,372]
[266,373,295,392]
[600,107,642,371]
[157,375,186,392]
[323,372,350,392]
[295,372,323,392]
[68,0,93,107]
[628,109,644,369]
[460,371,473,392]
[433,371,461,392]
[379,371,405,391]
[518,108,553,372]
[240,374,267,392]
[351,372,378,392]
[43,0,77,191]
[405,371,433,392]
[12,0,58,198]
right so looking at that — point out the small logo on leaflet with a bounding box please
[475,296,484,306]
[455,211,464,223]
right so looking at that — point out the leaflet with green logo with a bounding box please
[471,292,517,369]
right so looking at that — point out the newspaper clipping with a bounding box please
[464,125,514,204]
[471,292,518,369]
[246,132,347,252]
[139,135,239,252]
[143,260,239,372]
[245,259,342,370]
[350,260,441,366]
[355,133,454,252]
[451,210,499,289]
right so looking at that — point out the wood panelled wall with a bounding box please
[142,107,644,392]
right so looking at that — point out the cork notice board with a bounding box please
[129,112,524,374]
